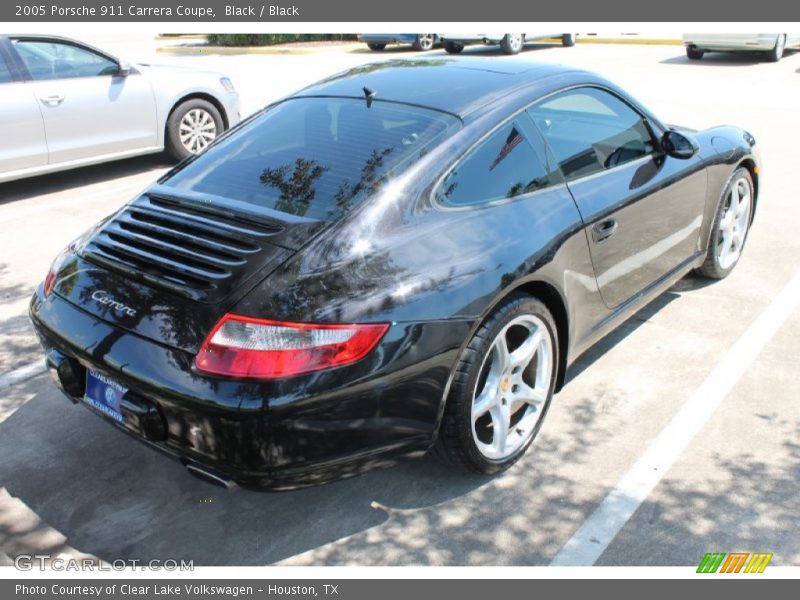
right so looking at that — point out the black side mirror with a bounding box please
[662,130,698,159]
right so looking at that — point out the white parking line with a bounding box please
[551,269,800,566]
[0,359,46,391]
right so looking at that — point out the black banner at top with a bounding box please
[2,0,799,22]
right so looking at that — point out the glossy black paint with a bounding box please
[30,58,760,488]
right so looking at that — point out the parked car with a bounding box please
[357,34,440,51]
[442,34,576,55]
[0,34,240,184]
[683,33,800,62]
[31,58,759,488]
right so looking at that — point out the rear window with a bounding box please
[164,97,461,220]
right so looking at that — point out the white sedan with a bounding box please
[440,34,576,55]
[0,34,240,183]
[682,33,800,62]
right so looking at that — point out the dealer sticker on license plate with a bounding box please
[84,370,127,423]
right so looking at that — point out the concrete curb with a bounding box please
[156,37,683,55]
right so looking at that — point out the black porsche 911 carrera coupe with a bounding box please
[30,58,759,488]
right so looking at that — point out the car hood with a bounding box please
[134,62,229,81]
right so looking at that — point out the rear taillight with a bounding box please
[194,314,389,379]
[43,247,74,297]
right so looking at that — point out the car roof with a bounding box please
[292,57,588,119]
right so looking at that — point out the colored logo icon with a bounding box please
[697,552,773,573]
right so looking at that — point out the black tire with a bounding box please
[165,98,224,161]
[686,46,704,60]
[434,294,559,474]
[765,34,786,62]
[412,34,436,51]
[367,43,386,51]
[696,167,754,279]
[500,34,524,55]
[444,41,464,54]
[562,33,577,47]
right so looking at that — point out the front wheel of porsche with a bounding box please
[435,295,558,474]
[697,167,754,279]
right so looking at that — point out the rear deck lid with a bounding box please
[78,185,320,305]
[50,186,322,352]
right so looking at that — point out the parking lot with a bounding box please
[1,37,799,567]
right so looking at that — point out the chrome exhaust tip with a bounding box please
[185,462,237,489]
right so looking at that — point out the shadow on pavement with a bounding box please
[0,263,32,306]
[596,421,800,566]
[350,46,437,55]
[0,371,607,565]
[0,155,172,206]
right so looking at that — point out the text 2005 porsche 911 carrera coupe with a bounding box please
[31,58,760,488]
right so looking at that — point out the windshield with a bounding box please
[163,97,461,221]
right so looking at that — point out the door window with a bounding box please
[529,87,656,182]
[14,40,118,81]
[436,121,557,207]
[0,52,12,83]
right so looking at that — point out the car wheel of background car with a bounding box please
[697,167,754,279]
[444,41,464,54]
[766,34,786,62]
[413,34,436,51]
[686,46,705,60]
[500,34,525,55]
[166,98,223,161]
[435,294,558,474]
[562,33,577,47]
[367,43,386,51]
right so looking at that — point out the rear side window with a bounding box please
[528,87,655,182]
[436,121,556,207]
[164,97,461,220]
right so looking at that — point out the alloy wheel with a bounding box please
[417,34,435,51]
[179,108,218,154]
[506,34,523,53]
[471,314,553,460]
[716,176,752,270]
[776,34,786,57]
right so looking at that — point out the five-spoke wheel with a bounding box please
[698,167,754,279]
[436,295,558,473]
[471,315,553,461]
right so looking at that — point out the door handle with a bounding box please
[40,95,65,106]
[591,218,619,244]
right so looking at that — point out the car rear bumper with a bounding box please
[357,34,414,44]
[443,35,503,45]
[683,34,781,52]
[30,288,467,488]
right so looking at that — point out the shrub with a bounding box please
[205,34,357,46]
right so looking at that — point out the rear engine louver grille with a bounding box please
[81,193,285,302]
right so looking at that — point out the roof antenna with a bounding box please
[363,86,376,108]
